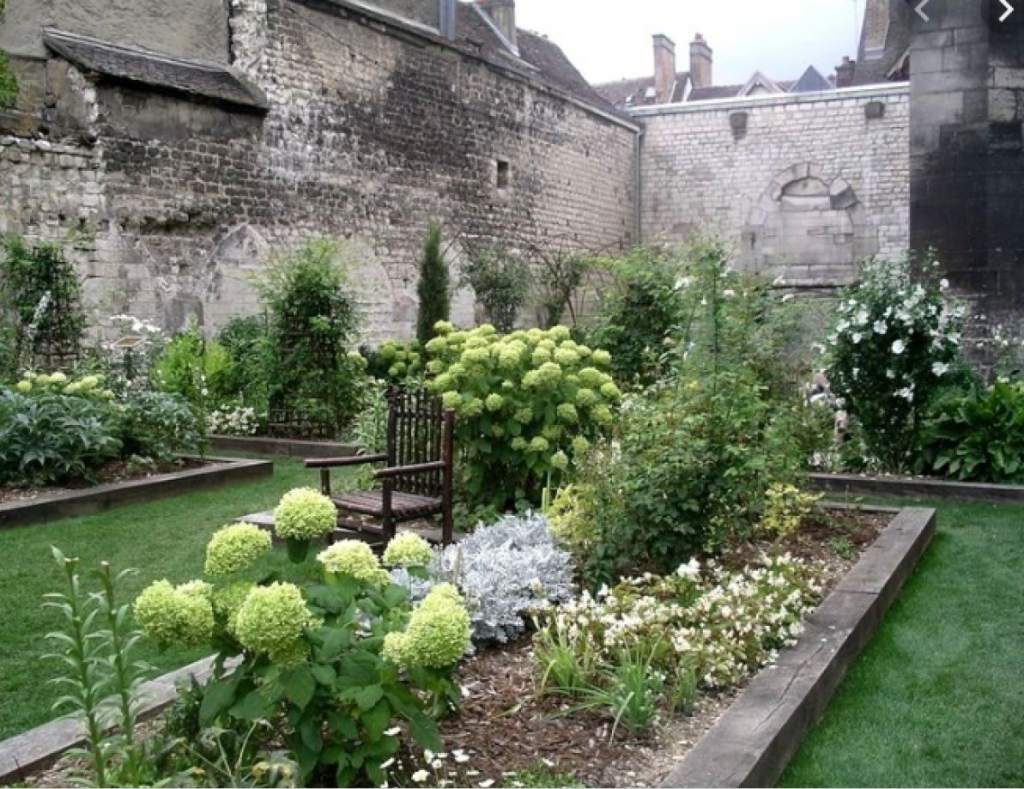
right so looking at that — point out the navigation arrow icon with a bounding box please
[999,0,1015,22]
[915,0,930,21]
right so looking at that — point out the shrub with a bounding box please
[365,340,423,384]
[760,483,823,538]
[416,222,450,345]
[119,389,204,462]
[0,374,121,486]
[423,322,619,508]
[207,404,260,436]
[826,256,964,470]
[460,245,530,332]
[134,496,470,787]
[153,326,235,414]
[217,315,272,412]
[256,240,365,438]
[917,380,1024,482]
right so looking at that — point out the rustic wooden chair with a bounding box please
[305,388,455,545]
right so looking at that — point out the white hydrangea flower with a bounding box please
[891,339,906,355]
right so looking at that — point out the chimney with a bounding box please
[835,56,856,88]
[478,0,517,53]
[689,33,713,89]
[652,34,677,104]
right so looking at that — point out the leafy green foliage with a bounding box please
[826,256,963,470]
[153,327,235,415]
[460,245,530,332]
[217,315,272,413]
[917,380,1024,482]
[416,223,450,345]
[0,47,18,111]
[0,236,85,373]
[119,389,204,463]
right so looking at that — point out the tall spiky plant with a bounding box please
[416,222,451,345]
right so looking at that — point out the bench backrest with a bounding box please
[386,387,452,497]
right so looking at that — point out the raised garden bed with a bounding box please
[0,456,273,530]
[209,435,359,459]
[1,504,934,788]
[809,471,1024,505]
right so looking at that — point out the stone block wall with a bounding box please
[636,85,910,288]
[0,0,638,343]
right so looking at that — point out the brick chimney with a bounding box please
[478,0,517,53]
[689,33,713,89]
[835,56,856,88]
[652,34,677,103]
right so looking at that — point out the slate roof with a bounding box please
[42,27,269,110]
[851,0,912,85]
[789,65,833,93]
[594,72,690,107]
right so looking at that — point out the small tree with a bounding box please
[461,244,529,332]
[416,222,450,344]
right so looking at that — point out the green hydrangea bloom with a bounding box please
[382,532,434,568]
[556,402,578,423]
[379,344,398,361]
[135,580,215,648]
[425,336,449,354]
[600,381,622,401]
[461,347,490,365]
[433,320,455,336]
[537,362,563,385]
[529,436,550,453]
[550,450,569,471]
[382,583,470,669]
[572,436,591,456]
[433,373,455,392]
[426,360,445,374]
[441,391,461,410]
[554,347,580,366]
[591,349,612,367]
[273,488,336,541]
[15,380,31,393]
[204,523,272,577]
[485,393,504,412]
[317,540,390,584]
[592,404,614,425]
[234,582,315,660]
[531,347,552,366]
[461,397,484,417]
[514,406,533,424]
[578,367,605,388]
[549,326,571,341]
[542,424,563,441]
[511,437,528,451]
[522,370,541,388]
[576,388,598,407]
[212,581,255,636]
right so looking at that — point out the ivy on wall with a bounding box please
[0,0,17,110]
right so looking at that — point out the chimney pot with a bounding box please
[689,33,713,90]
[652,34,677,104]
[835,55,856,88]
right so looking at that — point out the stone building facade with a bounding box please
[0,0,639,341]
[633,83,910,288]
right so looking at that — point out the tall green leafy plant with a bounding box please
[416,223,450,345]
[460,245,529,332]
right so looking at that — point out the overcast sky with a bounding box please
[515,0,866,87]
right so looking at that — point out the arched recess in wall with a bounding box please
[740,163,879,287]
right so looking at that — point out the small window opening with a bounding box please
[496,160,511,189]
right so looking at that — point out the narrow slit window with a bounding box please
[496,160,511,189]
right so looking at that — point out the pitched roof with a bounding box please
[687,83,745,102]
[594,72,690,107]
[851,0,912,85]
[42,27,269,110]
[789,65,832,93]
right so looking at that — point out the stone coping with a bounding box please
[209,435,360,460]
[0,456,273,530]
[0,657,219,784]
[809,471,1024,504]
[660,506,936,788]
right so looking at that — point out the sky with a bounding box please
[514,0,866,87]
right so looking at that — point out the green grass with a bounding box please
[781,499,1024,787]
[0,456,344,741]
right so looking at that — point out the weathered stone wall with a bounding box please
[636,84,910,287]
[0,0,638,342]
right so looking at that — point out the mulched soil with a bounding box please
[0,458,210,505]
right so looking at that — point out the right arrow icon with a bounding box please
[999,0,1015,22]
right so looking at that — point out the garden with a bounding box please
[1,228,1022,788]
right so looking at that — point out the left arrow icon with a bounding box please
[915,0,930,21]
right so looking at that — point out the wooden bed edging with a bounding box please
[0,456,273,530]
[808,471,1024,505]
[660,506,936,788]
[209,435,359,459]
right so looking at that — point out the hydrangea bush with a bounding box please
[826,256,964,469]
[423,322,620,508]
[133,487,469,787]
[534,553,821,695]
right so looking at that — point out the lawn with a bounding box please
[781,499,1024,788]
[0,456,350,741]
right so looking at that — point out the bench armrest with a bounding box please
[374,461,446,479]
[305,453,388,469]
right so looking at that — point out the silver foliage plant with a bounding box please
[392,511,576,644]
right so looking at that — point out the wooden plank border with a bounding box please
[0,456,273,530]
[209,435,359,459]
[809,471,1024,504]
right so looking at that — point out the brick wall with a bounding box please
[636,85,910,288]
[0,0,638,342]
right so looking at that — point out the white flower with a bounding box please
[931,362,950,376]
[940,278,950,290]
[412,770,430,783]
[781,293,794,303]
[873,320,887,335]
[896,387,915,402]
[676,558,701,581]
[381,758,396,770]
[891,339,906,355]
[723,289,736,299]
[384,726,401,737]
[478,782,495,789]
[773,275,786,286]
[851,332,863,345]
[886,369,896,380]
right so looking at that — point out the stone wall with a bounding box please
[0,0,638,342]
[636,84,910,288]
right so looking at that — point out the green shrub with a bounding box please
[217,315,272,412]
[153,326,235,413]
[134,489,469,787]
[364,339,423,384]
[826,256,964,470]
[423,322,620,509]
[460,245,530,332]
[119,389,204,462]
[416,222,450,345]
[917,380,1024,482]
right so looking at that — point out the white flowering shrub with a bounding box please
[826,257,964,469]
[393,512,576,644]
[207,404,260,436]
[534,553,821,694]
